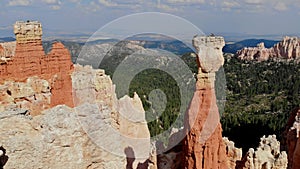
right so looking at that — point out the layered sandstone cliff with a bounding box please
[0,21,74,115]
[236,37,300,61]
[182,36,228,169]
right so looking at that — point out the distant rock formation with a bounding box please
[237,135,287,169]
[236,36,300,61]
[284,108,300,169]
[0,64,153,169]
[182,36,228,169]
[0,21,74,115]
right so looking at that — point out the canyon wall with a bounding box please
[236,37,300,61]
[0,21,73,115]
[182,36,228,169]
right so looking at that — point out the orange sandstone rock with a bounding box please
[183,36,228,169]
[0,21,74,115]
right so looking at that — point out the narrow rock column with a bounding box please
[183,36,228,169]
[12,21,45,77]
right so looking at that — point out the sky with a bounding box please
[0,0,300,39]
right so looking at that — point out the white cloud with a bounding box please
[42,0,59,4]
[8,0,31,6]
[0,25,13,30]
[223,1,240,8]
[167,0,205,3]
[40,0,62,10]
[98,0,118,7]
[274,2,288,11]
[51,5,61,10]
[68,0,80,3]
[157,3,179,12]
[221,1,240,11]
[244,0,263,5]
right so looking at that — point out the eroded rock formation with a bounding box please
[0,64,153,169]
[285,108,300,169]
[0,41,16,63]
[182,36,228,169]
[237,135,287,169]
[0,21,74,115]
[236,36,300,61]
[223,137,242,169]
[0,77,51,113]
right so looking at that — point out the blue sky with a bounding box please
[0,0,299,38]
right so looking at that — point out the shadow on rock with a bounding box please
[0,146,8,169]
[124,146,151,169]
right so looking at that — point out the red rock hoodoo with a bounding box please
[183,36,228,169]
[0,21,74,115]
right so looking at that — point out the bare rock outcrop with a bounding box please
[223,137,242,169]
[182,36,228,169]
[0,64,153,169]
[0,41,16,63]
[236,36,300,61]
[284,108,300,169]
[0,77,51,113]
[237,135,287,169]
[157,128,184,169]
[0,21,74,115]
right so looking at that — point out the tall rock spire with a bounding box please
[183,36,227,169]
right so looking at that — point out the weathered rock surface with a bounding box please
[237,135,287,169]
[182,36,228,169]
[0,77,51,114]
[223,137,242,169]
[0,21,74,115]
[0,64,153,169]
[0,41,16,63]
[157,128,184,169]
[285,108,300,169]
[236,36,300,61]
[72,65,152,169]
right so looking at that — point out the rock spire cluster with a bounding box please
[236,36,300,61]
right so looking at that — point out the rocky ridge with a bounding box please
[236,36,300,61]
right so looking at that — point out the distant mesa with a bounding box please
[236,36,300,61]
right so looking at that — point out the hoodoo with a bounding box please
[183,36,228,169]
